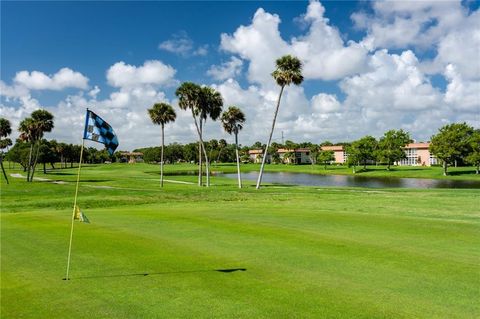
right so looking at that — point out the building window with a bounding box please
[401,148,418,165]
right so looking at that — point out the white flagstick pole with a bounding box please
[64,138,85,280]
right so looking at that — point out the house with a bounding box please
[399,142,437,166]
[248,149,266,163]
[248,148,312,164]
[120,152,144,163]
[320,145,347,164]
[320,142,437,166]
[277,148,312,164]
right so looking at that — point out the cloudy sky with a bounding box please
[1,0,479,150]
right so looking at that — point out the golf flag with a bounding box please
[74,205,90,223]
[83,109,119,155]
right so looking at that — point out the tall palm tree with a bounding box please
[256,55,303,189]
[221,106,246,188]
[198,86,223,187]
[148,102,176,187]
[18,109,54,182]
[175,82,212,187]
[0,118,12,184]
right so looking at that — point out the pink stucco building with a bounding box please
[320,142,437,166]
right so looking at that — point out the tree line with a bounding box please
[1,54,479,186]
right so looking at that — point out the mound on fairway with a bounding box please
[1,163,479,318]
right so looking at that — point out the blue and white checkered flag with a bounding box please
[83,109,119,155]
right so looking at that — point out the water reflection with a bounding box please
[219,172,480,189]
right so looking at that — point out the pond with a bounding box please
[218,171,480,189]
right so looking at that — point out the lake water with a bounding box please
[219,171,480,189]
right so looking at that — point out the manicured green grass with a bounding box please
[1,164,479,318]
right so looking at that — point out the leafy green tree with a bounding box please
[308,144,319,165]
[37,139,59,173]
[148,102,177,187]
[221,106,246,188]
[0,118,12,183]
[5,140,30,172]
[317,150,335,170]
[377,129,412,171]
[252,141,263,149]
[257,55,304,189]
[216,139,228,163]
[164,143,184,163]
[320,141,333,146]
[430,123,474,176]
[208,139,219,163]
[183,142,199,163]
[284,140,297,151]
[346,146,361,173]
[283,151,295,164]
[466,130,480,174]
[349,136,378,170]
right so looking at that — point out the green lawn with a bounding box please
[1,163,479,318]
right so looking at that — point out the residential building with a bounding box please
[248,148,312,164]
[399,143,437,166]
[248,149,267,164]
[120,152,144,163]
[249,142,436,166]
[320,145,346,164]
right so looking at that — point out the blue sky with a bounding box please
[1,1,479,149]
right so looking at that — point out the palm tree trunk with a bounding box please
[216,147,223,164]
[1,156,9,184]
[191,110,210,187]
[161,124,165,187]
[256,85,284,189]
[235,131,241,188]
[198,120,203,186]
[27,143,33,182]
[30,142,41,181]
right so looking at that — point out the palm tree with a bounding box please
[18,110,54,182]
[0,118,12,184]
[198,86,223,187]
[256,55,303,189]
[175,82,214,187]
[148,102,176,187]
[221,106,246,188]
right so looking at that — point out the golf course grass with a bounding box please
[1,163,479,318]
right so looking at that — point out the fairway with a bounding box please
[1,164,480,318]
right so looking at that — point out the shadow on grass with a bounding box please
[46,171,76,176]
[66,268,246,280]
[447,170,478,176]
[144,170,199,176]
[80,179,113,183]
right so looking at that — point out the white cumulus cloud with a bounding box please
[13,67,89,90]
[207,57,244,81]
[106,60,176,88]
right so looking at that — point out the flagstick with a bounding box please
[64,139,85,280]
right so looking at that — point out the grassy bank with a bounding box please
[7,161,479,180]
[1,164,479,318]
